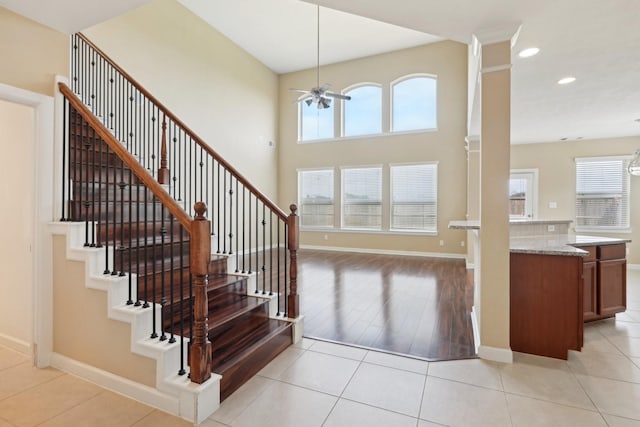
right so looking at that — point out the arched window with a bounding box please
[299,96,334,142]
[391,75,437,132]
[342,84,382,137]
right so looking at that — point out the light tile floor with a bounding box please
[1,270,639,426]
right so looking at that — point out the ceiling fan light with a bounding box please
[305,98,313,106]
[628,149,640,176]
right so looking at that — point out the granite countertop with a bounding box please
[510,235,631,256]
[509,219,573,225]
[448,220,480,230]
[448,219,572,230]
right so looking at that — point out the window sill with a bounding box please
[301,227,438,237]
[575,227,632,234]
[298,128,438,145]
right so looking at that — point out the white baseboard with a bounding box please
[300,244,466,259]
[0,333,31,357]
[628,264,640,271]
[478,345,513,364]
[50,353,182,418]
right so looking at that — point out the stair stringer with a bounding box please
[49,221,220,424]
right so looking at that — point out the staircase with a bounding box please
[66,100,294,400]
[56,32,301,416]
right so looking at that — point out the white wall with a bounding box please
[0,99,34,351]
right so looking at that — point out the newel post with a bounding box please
[190,202,212,384]
[287,204,300,318]
[158,114,170,184]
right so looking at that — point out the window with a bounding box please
[575,157,630,230]
[391,75,437,132]
[509,170,538,219]
[342,167,382,229]
[342,84,382,137]
[299,98,334,141]
[298,169,334,228]
[391,163,437,231]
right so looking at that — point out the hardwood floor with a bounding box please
[297,249,476,361]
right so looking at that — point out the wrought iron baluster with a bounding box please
[160,209,167,342]
[61,100,68,221]
[127,168,134,305]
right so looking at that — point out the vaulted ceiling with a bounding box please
[2,0,639,144]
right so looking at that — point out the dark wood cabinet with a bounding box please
[510,253,584,360]
[582,243,626,322]
[583,260,598,321]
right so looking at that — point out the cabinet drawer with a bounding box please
[598,244,626,260]
[581,246,596,262]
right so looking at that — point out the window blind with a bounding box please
[342,167,382,229]
[391,163,438,231]
[575,157,630,229]
[298,169,334,227]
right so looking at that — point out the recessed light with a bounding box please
[560,137,568,141]
[518,47,540,58]
[558,76,576,85]
[634,118,640,122]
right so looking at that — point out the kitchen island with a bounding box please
[510,234,628,359]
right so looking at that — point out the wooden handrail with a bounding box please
[58,82,193,232]
[76,33,288,221]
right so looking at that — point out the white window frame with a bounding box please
[341,82,382,138]
[390,73,438,133]
[390,162,438,234]
[341,165,383,231]
[574,156,631,233]
[509,169,539,220]
[298,168,335,229]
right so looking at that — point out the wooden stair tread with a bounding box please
[208,295,266,329]
[212,318,292,373]
[159,275,245,304]
[122,253,227,276]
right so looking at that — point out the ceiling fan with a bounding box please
[290,4,351,109]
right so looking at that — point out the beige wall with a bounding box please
[278,41,468,255]
[52,236,156,387]
[478,41,512,353]
[83,0,279,200]
[0,7,68,96]
[512,136,640,264]
[0,100,34,348]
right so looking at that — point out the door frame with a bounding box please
[0,82,54,367]
[509,168,539,220]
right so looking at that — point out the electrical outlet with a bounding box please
[439,240,444,246]
[549,201,557,209]
[461,241,465,247]
[323,234,328,241]
[548,225,555,232]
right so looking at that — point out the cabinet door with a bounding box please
[583,261,597,321]
[598,258,627,317]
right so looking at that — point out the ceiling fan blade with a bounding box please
[319,83,332,93]
[325,92,351,101]
[289,88,310,94]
